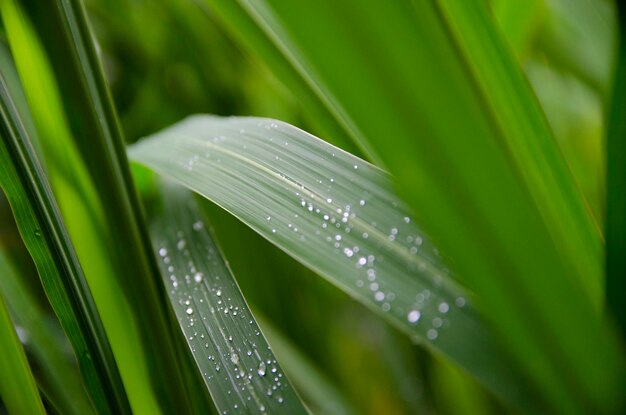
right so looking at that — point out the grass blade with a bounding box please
[0,257,45,415]
[0,248,94,415]
[1,0,196,411]
[606,2,626,339]
[201,2,624,411]
[129,115,539,409]
[148,180,307,414]
[0,68,126,413]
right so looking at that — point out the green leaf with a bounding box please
[0,67,126,413]
[201,1,624,412]
[491,0,546,59]
[129,115,539,409]
[0,256,45,415]
[1,0,197,412]
[536,0,616,96]
[195,0,363,159]
[606,2,626,339]
[0,247,94,415]
[147,180,307,414]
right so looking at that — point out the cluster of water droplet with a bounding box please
[153,117,472,351]
[155,209,290,413]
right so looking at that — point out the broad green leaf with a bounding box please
[606,2,626,339]
[0,248,94,415]
[0,287,45,415]
[129,115,539,409]
[148,180,306,414]
[202,1,624,412]
[1,0,198,412]
[0,68,125,413]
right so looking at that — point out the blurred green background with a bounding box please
[0,0,615,413]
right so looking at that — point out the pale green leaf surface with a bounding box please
[130,115,537,409]
[148,181,306,414]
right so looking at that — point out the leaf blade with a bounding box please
[148,180,307,414]
[0,286,46,415]
[0,66,126,413]
[129,115,540,409]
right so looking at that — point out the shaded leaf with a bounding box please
[148,180,306,414]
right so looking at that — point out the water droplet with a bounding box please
[357,257,367,266]
[438,302,449,313]
[194,272,204,283]
[359,199,366,206]
[34,229,41,237]
[185,307,193,315]
[404,216,411,223]
[216,289,222,297]
[427,329,438,340]
[277,396,284,404]
[407,310,421,323]
[455,297,466,307]
[231,353,239,364]
[258,362,266,376]
[326,198,333,203]
[159,248,168,257]
[193,221,203,231]
[177,239,186,250]
[374,291,385,301]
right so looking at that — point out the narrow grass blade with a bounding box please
[148,180,307,414]
[1,0,196,411]
[201,2,624,412]
[0,70,126,413]
[0,249,94,415]
[606,2,626,339]
[0,270,45,415]
[130,115,540,409]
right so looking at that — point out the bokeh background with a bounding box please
[0,0,615,413]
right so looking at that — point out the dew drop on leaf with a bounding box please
[257,362,266,377]
[407,310,421,323]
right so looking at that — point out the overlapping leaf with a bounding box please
[130,115,538,408]
[148,181,306,414]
